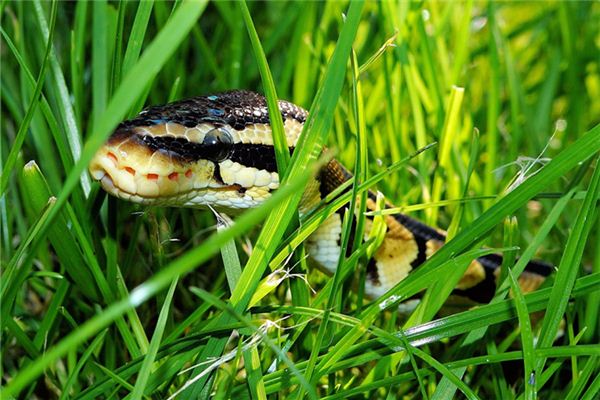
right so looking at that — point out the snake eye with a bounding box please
[203,127,233,161]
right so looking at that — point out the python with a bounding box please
[89,90,552,304]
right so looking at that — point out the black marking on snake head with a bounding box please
[139,131,233,164]
[228,144,294,172]
[137,134,294,173]
[121,90,308,130]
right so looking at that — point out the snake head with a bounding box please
[89,91,306,210]
[89,121,284,210]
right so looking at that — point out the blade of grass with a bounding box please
[535,157,600,372]
[91,0,108,132]
[239,0,289,173]
[33,0,91,196]
[349,47,369,310]
[0,0,57,196]
[1,162,98,313]
[4,317,41,359]
[32,279,70,348]
[182,3,365,395]
[4,0,209,312]
[70,0,88,129]
[214,211,267,400]
[580,366,600,400]
[248,274,599,395]
[130,277,179,400]
[301,209,353,398]
[2,167,306,397]
[11,162,145,358]
[170,289,317,400]
[215,213,242,291]
[120,1,154,80]
[312,125,600,376]
[58,330,108,400]
[1,26,74,183]
[1,196,56,316]
[483,3,500,209]
[508,269,536,400]
[230,0,365,319]
[242,347,267,400]
[564,356,599,400]
[431,85,464,223]
[583,215,600,342]
[433,190,575,399]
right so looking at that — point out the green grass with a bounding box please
[2,1,600,398]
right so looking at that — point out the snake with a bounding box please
[89,90,552,303]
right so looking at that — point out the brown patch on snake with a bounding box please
[211,184,244,192]
[365,197,415,241]
[373,235,418,286]
[425,234,487,291]
[319,159,351,198]
[455,260,487,290]
[493,268,545,294]
[363,209,419,290]
[425,239,444,258]
[516,271,546,293]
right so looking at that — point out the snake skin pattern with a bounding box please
[89,90,553,303]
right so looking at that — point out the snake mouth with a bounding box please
[89,145,241,206]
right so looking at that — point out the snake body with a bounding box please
[89,90,552,303]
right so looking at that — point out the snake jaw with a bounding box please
[90,143,213,202]
[88,138,276,209]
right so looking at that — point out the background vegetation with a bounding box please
[1,1,599,398]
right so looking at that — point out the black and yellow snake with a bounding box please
[89,90,552,303]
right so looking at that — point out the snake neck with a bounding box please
[304,159,552,303]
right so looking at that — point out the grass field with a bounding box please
[2,1,600,398]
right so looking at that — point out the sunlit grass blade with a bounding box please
[120,1,154,79]
[58,330,108,400]
[0,0,57,196]
[182,4,366,395]
[2,169,306,397]
[508,270,536,400]
[130,277,178,400]
[536,157,600,372]
[33,0,90,195]
[239,0,289,173]
[3,2,599,398]
[3,0,209,317]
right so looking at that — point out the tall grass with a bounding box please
[1,1,599,398]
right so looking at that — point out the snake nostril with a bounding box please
[125,166,136,175]
[147,173,159,180]
[185,169,193,178]
[107,152,118,166]
[168,172,178,181]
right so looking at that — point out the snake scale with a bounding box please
[89,90,552,304]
